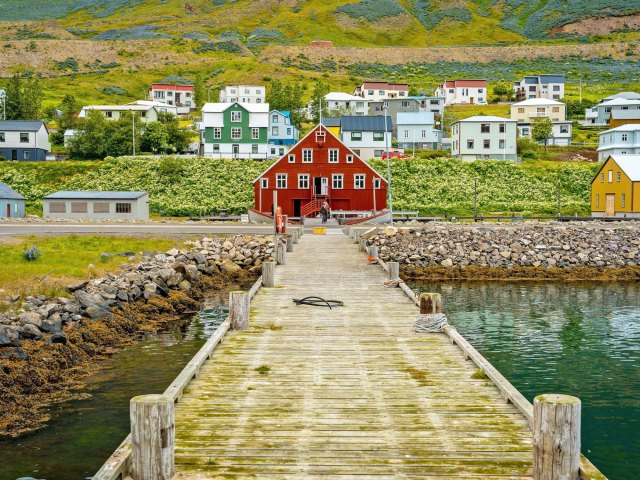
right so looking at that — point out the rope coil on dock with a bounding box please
[413,313,448,333]
[292,296,344,309]
[383,279,404,288]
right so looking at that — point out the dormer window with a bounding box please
[316,130,326,142]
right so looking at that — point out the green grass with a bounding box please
[0,235,184,297]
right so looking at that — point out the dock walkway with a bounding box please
[172,233,533,478]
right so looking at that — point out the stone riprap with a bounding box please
[366,223,640,269]
[0,235,277,351]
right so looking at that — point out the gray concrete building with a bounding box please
[43,191,149,221]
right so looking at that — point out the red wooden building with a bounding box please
[253,124,388,218]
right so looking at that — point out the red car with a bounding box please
[381,151,411,159]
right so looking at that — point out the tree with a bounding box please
[408,86,419,96]
[308,80,330,124]
[566,99,596,119]
[4,74,24,120]
[193,73,206,109]
[69,111,142,159]
[3,74,43,120]
[266,79,305,128]
[141,122,169,153]
[492,82,513,102]
[532,118,553,152]
[50,94,80,146]
[158,112,193,152]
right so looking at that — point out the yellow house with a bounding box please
[321,117,341,137]
[591,155,640,218]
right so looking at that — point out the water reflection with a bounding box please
[410,281,640,480]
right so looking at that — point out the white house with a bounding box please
[435,79,488,106]
[597,124,640,161]
[148,83,194,115]
[396,112,441,150]
[511,98,572,146]
[339,116,392,160]
[43,191,149,221]
[322,92,370,116]
[585,98,640,125]
[513,74,565,101]
[0,120,51,161]
[352,82,409,101]
[219,85,265,104]
[451,116,517,161]
[127,101,178,116]
[79,104,168,123]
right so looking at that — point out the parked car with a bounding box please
[381,151,411,159]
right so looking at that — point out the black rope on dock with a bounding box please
[292,296,344,309]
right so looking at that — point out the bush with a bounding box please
[411,1,472,29]
[335,0,405,21]
[92,26,171,41]
[193,40,243,54]
[23,246,42,261]
[101,85,127,96]
[245,28,287,49]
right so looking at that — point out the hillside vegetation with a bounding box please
[0,157,598,217]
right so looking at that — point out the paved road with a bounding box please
[0,223,277,236]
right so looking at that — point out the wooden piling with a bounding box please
[388,261,400,281]
[130,394,174,480]
[359,238,367,252]
[262,261,276,288]
[368,246,379,259]
[354,230,360,244]
[286,236,294,252]
[292,230,299,244]
[229,291,250,330]
[419,293,442,314]
[533,394,581,480]
[277,242,286,265]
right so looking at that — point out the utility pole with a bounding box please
[557,177,561,218]
[474,177,478,222]
[384,104,393,225]
[132,113,136,156]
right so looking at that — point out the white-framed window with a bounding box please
[374,178,381,189]
[346,154,354,163]
[373,132,384,141]
[302,149,312,163]
[20,133,29,143]
[480,124,490,133]
[213,127,221,139]
[351,132,362,141]
[622,134,628,141]
[213,144,220,153]
[231,128,242,140]
[276,174,287,189]
[467,140,474,149]
[23,151,30,160]
[421,130,426,138]
[328,149,339,163]
[499,139,505,149]
[608,170,613,183]
[617,172,621,182]
[271,126,278,136]
[332,174,344,189]
[252,128,260,139]
[272,114,278,123]
[260,178,268,189]
[0,132,4,142]
[231,111,242,122]
[600,173,604,183]
[252,144,259,154]
[622,193,626,208]
[483,139,490,149]
[316,130,326,142]
[288,154,295,163]
[596,194,600,208]
[354,174,365,189]
[298,174,309,189]
[404,130,409,139]
[287,128,291,135]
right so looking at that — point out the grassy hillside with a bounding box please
[0,157,598,217]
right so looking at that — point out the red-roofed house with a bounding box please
[353,81,409,101]
[148,84,195,115]
[253,124,387,218]
[435,79,488,106]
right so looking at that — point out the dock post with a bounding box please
[277,241,286,265]
[533,394,581,480]
[130,394,174,480]
[286,236,294,252]
[359,238,367,252]
[292,230,299,244]
[229,291,250,330]
[419,293,442,314]
[368,246,379,259]
[262,261,276,288]
[388,261,400,281]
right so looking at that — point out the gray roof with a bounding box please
[0,120,46,132]
[43,191,148,200]
[321,117,342,127]
[0,182,25,200]
[610,110,640,119]
[539,74,565,83]
[340,115,392,132]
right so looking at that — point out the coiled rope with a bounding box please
[292,296,344,309]
[413,313,448,333]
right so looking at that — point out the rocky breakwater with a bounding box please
[366,223,640,280]
[0,234,276,436]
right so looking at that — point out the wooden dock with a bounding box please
[171,233,534,478]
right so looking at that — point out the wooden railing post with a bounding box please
[130,394,174,480]
[354,230,360,244]
[419,293,442,314]
[359,238,367,252]
[292,230,299,244]
[533,394,581,480]
[388,261,400,281]
[262,261,276,288]
[229,291,250,330]
[286,236,294,252]
[277,242,286,265]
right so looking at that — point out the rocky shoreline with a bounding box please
[0,235,276,437]
[366,223,640,279]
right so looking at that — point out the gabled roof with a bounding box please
[340,116,392,132]
[0,120,46,132]
[512,98,564,106]
[325,92,366,102]
[202,102,270,113]
[455,115,515,123]
[597,156,640,182]
[127,100,177,109]
[43,191,148,200]
[80,105,156,114]
[0,182,25,200]
[359,82,408,90]
[321,117,342,127]
[396,112,435,125]
[442,79,487,88]
[602,92,640,102]
[598,98,640,108]
[600,123,640,135]
[252,124,388,184]
[150,83,194,92]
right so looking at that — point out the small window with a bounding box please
[213,128,222,139]
[288,154,295,163]
[596,194,600,208]
[23,151,30,160]
[271,126,278,136]
[499,139,505,149]
[213,144,220,153]
[298,174,309,189]
[71,202,88,214]
[499,123,505,133]
[271,148,276,155]
[351,132,362,141]
[287,128,291,135]
[141,111,146,118]
[378,90,384,95]
[231,111,242,122]
[402,101,410,107]
[404,130,409,139]
[553,85,560,91]
[622,193,626,208]
[560,126,569,134]
[49,202,66,213]
[329,149,339,163]
[315,130,326,142]
[622,134,628,141]
[252,128,260,139]
[374,178,381,189]
[373,132,384,141]
[20,133,29,143]
[518,108,524,114]
[608,170,613,183]
[421,130,426,138]
[231,128,242,140]
[260,178,268,189]
[354,174,365,189]
[0,132,4,142]
[481,124,490,133]
[332,174,344,189]
[600,173,604,183]
[302,149,312,163]
[105,111,113,118]
[93,202,110,213]
[484,139,490,149]
[252,144,258,154]
[617,172,621,182]
[537,107,546,113]
[467,140,474,149]
[116,203,132,214]
[276,174,287,189]
[552,107,560,113]
[346,154,354,163]
[367,90,374,95]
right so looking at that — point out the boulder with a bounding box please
[20,311,43,328]
[66,280,89,293]
[21,324,43,340]
[51,332,68,345]
[41,314,62,333]
[221,258,242,276]
[74,290,108,310]
[84,305,113,320]
[1,347,28,360]
[184,265,199,282]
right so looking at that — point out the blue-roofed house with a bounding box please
[0,182,26,218]
[0,120,51,161]
[514,74,565,101]
[396,112,442,150]
[43,191,149,221]
[268,110,299,158]
[339,116,392,160]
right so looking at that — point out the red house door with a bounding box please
[6,204,11,218]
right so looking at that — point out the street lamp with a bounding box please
[383,104,393,225]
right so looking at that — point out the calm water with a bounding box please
[0,292,230,480]
[409,281,640,480]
